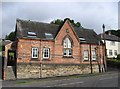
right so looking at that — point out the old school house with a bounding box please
[3,19,106,80]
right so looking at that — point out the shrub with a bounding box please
[107,59,120,68]
[117,54,120,60]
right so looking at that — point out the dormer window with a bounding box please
[27,31,37,38]
[45,33,53,39]
[79,37,86,42]
[63,37,72,57]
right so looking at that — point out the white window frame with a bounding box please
[114,50,117,56]
[84,50,89,61]
[63,49,72,57]
[63,37,72,57]
[43,48,50,59]
[32,47,38,58]
[63,37,72,48]
[109,50,112,56]
[92,50,96,60]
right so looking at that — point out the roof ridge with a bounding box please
[16,18,59,27]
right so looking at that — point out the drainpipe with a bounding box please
[39,39,42,78]
[89,44,93,74]
[98,41,101,73]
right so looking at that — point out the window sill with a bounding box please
[42,58,50,61]
[63,56,73,58]
[92,60,96,61]
[31,58,38,61]
[83,60,89,61]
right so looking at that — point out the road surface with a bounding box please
[2,70,120,87]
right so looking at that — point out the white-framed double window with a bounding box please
[92,50,96,60]
[63,37,72,57]
[84,50,89,61]
[114,50,117,56]
[32,47,38,58]
[43,48,50,59]
[109,50,112,56]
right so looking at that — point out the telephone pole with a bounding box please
[102,24,107,72]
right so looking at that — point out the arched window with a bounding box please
[63,37,72,57]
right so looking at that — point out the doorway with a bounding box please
[7,50,16,66]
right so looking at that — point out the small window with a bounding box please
[32,48,38,58]
[28,31,37,38]
[110,41,115,46]
[109,50,112,56]
[79,37,86,42]
[43,48,50,59]
[114,50,117,56]
[28,32,36,35]
[92,50,96,60]
[84,50,89,61]
[45,33,53,39]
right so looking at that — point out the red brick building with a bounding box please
[4,19,106,80]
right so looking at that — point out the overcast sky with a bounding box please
[1,0,119,38]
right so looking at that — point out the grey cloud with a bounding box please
[1,2,118,38]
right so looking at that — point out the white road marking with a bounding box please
[45,81,84,87]
[99,76,118,80]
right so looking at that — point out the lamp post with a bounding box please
[102,24,107,72]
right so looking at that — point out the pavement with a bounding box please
[2,68,120,88]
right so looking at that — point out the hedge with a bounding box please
[107,59,120,68]
[117,54,120,60]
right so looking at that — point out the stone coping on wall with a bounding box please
[17,62,98,66]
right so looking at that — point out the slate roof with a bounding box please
[2,40,12,46]
[16,19,101,44]
[99,33,120,42]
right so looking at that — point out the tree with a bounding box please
[105,30,120,38]
[50,19,64,26]
[50,18,81,28]
[5,31,15,41]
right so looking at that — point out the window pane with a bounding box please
[114,50,117,56]
[63,37,72,48]
[68,39,71,48]
[64,49,67,56]
[32,48,38,58]
[84,50,88,60]
[92,50,96,60]
[64,42,67,48]
[68,49,72,56]
[43,48,50,58]
[109,50,112,56]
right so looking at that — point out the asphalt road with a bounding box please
[2,70,120,87]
